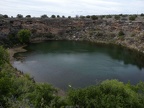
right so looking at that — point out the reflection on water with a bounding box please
[13,41,144,90]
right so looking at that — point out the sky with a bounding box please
[0,0,144,17]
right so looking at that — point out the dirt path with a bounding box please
[7,45,27,64]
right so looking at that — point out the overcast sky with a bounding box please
[0,0,144,17]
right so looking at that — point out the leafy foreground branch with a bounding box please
[0,46,144,108]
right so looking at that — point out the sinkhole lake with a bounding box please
[13,41,144,90]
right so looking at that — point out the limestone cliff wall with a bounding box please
[0,17,144,52]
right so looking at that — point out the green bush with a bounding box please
[114,15,120,20]
[86,15,91,18]
[17,14,23,18]
[26,15,31,18]
[118,30,125,36]
[68,16,71,19]
[0,46,9,66]
[51,15,56,18]
[17,29,31,44]
[41,14,48,18]
[57,15,60,18]
[129,15,137,21]
[62,15,65,18]
[91,15,98,20]
[67,80,144,108]
[141,13,144,16]
[106,15,112,18]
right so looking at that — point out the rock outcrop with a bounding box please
[0,17,144,52]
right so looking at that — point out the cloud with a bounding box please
[0,0,144,17]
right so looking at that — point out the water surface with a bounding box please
[13,41,144,90]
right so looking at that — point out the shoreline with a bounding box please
[7,45,66,96]
[7,45,27,64]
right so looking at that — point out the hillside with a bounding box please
[0,15,144,53]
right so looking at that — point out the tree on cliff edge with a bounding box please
[17,29,31,44]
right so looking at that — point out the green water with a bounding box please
[13,41,144,90]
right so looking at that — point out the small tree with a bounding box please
[114,15,120,20]
[51,15,56,18]
[118,30,125,36]
[17,29,31,44]
[100,15,105,19]
[68,16,71,19]
[26,15,31,18]
[62,15,65,18]
[86,15,91,18]
[141,13,144,16]
[17,14,23,18]
[80,15,85,19]
[106,15,112,18]
[3,15,8,18]
[41,14,48,18]
[129,15,137,21]
[91,15,98,20]
[57,15,60,18]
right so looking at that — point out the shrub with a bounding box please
[17,14,23,18]
[67,80,144,108]
[129,15,137,21]
[114,15,120,20]
[141,13,144,16]
[86,15,91,18]
[80,15,85,19]
[51,15,56,18]
[41,14,48,18]
[62,15,65,18]
[68,16,71,19]
[118,30,125,36]
[100,15,105,19]
[17,29,31,44]
[3,15,8,18]
[26,15,31,18]
[91,15,98,20]
[106,15,112,18]
[0,46,9,66]
[57,15,60,18]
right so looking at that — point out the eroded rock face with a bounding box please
[0,17,144,52]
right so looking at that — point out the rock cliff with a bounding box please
[0,16,144,52]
